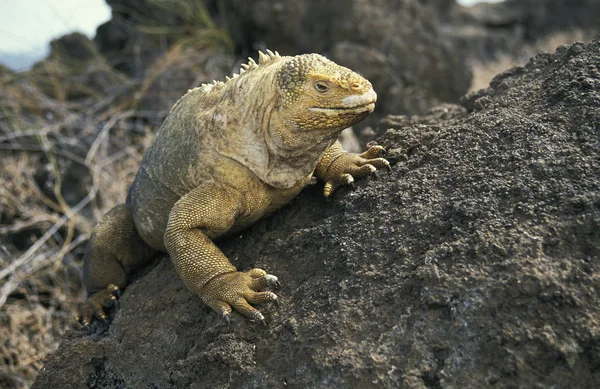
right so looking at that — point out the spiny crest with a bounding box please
[170,50,282,114]
[200,49,281,90]
[258,49,281,65]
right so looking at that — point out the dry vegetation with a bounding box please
[0,56,151,389]
[0,4,592,385]
[0,2,233,388]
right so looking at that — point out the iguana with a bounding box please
[79,50,389,326]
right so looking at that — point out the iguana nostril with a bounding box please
[351,82,361,91]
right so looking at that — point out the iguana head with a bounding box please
[275,53,377,132]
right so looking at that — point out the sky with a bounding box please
[0,0,504,70]
[0,0,111,70]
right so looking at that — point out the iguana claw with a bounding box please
[75,284,121,327]
[200,268,279,324]
[320,145,390,197]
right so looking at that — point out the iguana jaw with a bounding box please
[308,102,375,115]
[308,89,377,115]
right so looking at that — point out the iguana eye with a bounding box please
[314,81,329,93]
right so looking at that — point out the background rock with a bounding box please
[451,0,600,61]
[226,0,472,128]
[26,33,127,102]
[498,0,600,39]
[93,0,234,116]
[33,38,600,389]
[94,0,473,131]
[132,47,233,123]
[94,0,184,76]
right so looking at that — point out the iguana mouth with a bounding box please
[309,102,375,115]
[310,88,377,114]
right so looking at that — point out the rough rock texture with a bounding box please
[33,39,600,388]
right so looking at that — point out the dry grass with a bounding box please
[0,3,232,387]
[137,0,234,51]
[470,30,594,91]
[0,71,152,388]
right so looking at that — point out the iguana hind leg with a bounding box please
[78,204,156,325]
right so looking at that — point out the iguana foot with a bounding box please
[75,284,120,326]
[322,145,390,197]
[200,268,279,325]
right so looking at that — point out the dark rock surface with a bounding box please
[33,39,600,389]
[134,47,233,122]
[92,0,234,116]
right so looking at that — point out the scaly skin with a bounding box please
[78,50,389,326]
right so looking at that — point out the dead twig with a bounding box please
[0,180,97,288]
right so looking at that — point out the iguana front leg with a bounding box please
[315,140,390,197]
[164,186,279,324]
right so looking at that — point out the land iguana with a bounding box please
[78,50,389,326]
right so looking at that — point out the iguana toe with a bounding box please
[322,146,390,197]
[75,284,120,326]
[201,269,279,324]
[359,145,386,159]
